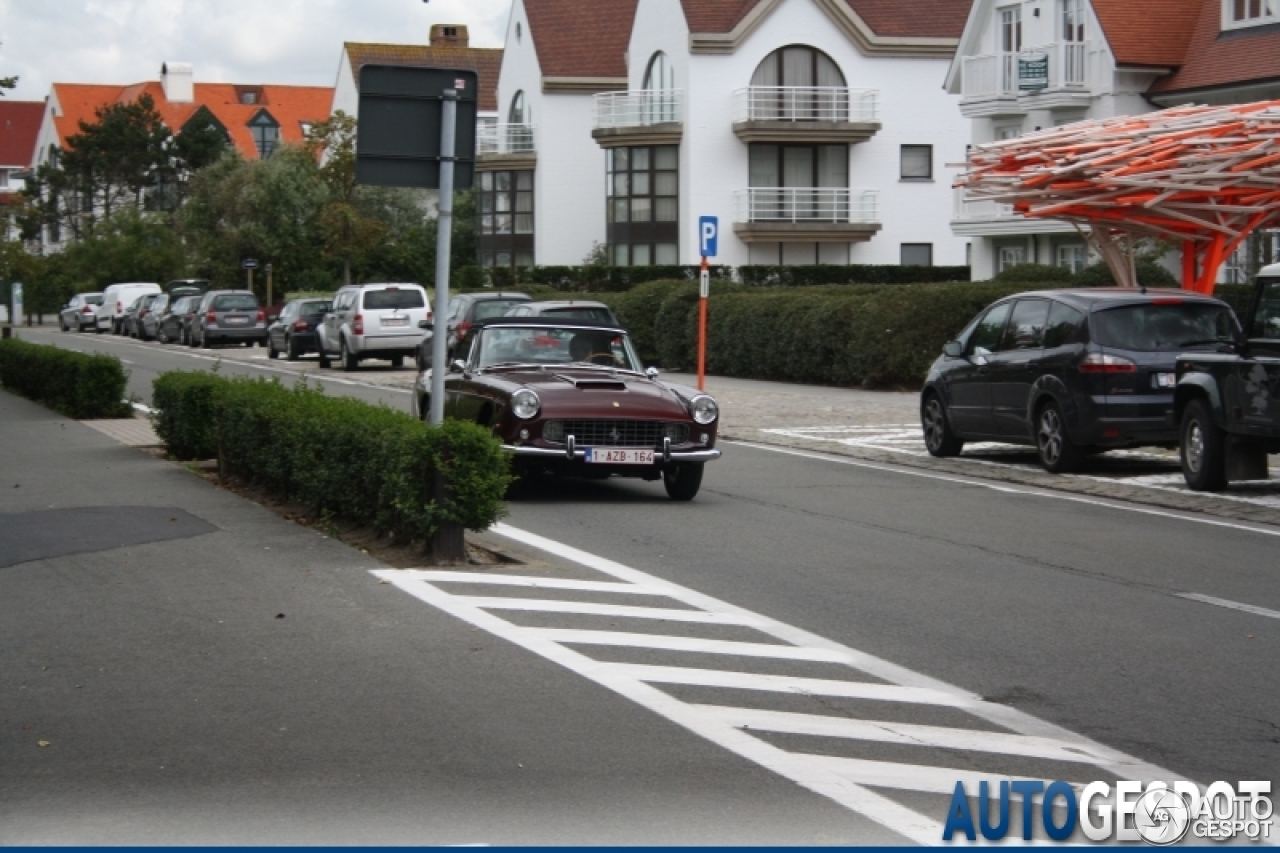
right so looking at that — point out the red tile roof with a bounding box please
[680,0,968,38]
[1148,0,1280,94]
[1092,0,1203,68]
[0,100,44,167]
[345,43,503,112]
[51,81,333,160]
[523,0,639,78]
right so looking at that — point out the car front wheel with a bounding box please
[922,393,964,457]
[1181,399,1227,491]
[1035,400,1083,474]
[662,462,704,501]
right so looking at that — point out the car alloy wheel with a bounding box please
[267,337,279,359]
[1036,401,1082,474]
[922,394,963,457]
[60,318,70,332]
[286,336,301,361]
[1180,399,1227,491]
[341,338,358,372]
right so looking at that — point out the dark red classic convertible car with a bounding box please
[412,319,721,500]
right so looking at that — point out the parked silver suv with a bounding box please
[189,290,267,348]
[318,283,429,371]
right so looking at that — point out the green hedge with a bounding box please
[487,264,735,293]
[0,337,132,418]
[738,264,971,287]
[152,372,511,539]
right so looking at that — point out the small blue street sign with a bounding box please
[699,216,719,258]
[242,259,258,270]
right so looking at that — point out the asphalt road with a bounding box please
[4,323,1277,843]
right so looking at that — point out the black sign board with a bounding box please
[355,65,478,190]
[241,258,258,270]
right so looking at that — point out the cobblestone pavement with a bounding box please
[664,372,1280,528]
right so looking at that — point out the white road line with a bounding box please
[805,755,1074,797]
[398,570,665,595]
[374,568,951,845]
[1177,593,1280,621]
[456,596,764,626]
[729,440,1280,541]
[600,663,976,708]
[521,628,852,662]
[691,705,1116,764]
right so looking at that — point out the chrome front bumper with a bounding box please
[502,444,722,463]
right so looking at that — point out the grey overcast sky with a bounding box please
[0,0,510,101]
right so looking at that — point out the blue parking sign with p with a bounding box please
[699,216,718,258]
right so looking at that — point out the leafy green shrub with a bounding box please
[152,373,511,539]
[994,263,1074,284]
[152,371,225,460]
[0,338,132,418]
[1073,259,1180,288]
[738,264,970,287]
[453,265,485,290]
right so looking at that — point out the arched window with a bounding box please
[749,45,846,121]
[508,90,528,125]
[642,52,677,124]
[247,110,280,159]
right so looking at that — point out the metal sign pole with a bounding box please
[698,256,709,392]
[429,90,458,426]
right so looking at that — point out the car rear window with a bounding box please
[474,300,526,321]
[544,307,615,322]
[300,300,333,315]
[1090,302,1238,352]
[362,289,424,310]
[213,294,258,311]
[84,295,103,305]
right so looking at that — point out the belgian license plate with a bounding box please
[382,317,407,327]
[586,448,654,465]
[225,316,248,325]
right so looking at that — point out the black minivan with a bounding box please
[921,288,1240,473]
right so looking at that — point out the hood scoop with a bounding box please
[553,373,628,391]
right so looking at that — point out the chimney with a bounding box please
[161,62,194,103]
[429,24,469,47]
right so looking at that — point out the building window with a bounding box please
[998,245,1027,272]
[607,145,678,266]
[900,145,933,180]
[248,111,280,159]
[1224,0,1277,28]
[748,143,848,221]
[749,45,846,121]
[0,169,9,191]
[477,170,534,269]
[996,125,1022,141]
[901,244,933,266]
[1057,244,1087,273]
[642,52,678,123]
[508,91,527,125]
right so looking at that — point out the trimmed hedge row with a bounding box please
[487,264,735,293]
[0,337,133,418]
[152,373,511,540]
[475,263,970,292]
[738,265,971,287]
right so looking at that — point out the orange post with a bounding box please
[697,256,709,392]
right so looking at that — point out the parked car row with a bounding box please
[919,275,1280,493]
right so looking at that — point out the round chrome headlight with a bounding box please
[689,395,718,425]
[511,388,540,420]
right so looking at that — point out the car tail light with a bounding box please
[293,319,309,332]
[426,311,433,323]
[116,301,123,314]
[457,320,472,338]
[1079,353,1137,373]
[353,314,364,335]
[256,309,265,323]
[81,306,93,314]
[1152,298,1184,305]
[206,310,217,324]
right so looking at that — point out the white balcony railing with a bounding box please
[593,90,683,129]
[735,188,879,225]
[962,42,1091,99]
[732,87,879,124]
[952,187,1016,220]
[477,123,536,156]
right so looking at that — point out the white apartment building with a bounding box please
[486,0,973,270]
[947,0,1280,281]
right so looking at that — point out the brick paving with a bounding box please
[81,417,161,447]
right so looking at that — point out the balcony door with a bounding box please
[998,6,1022,94]
[748,144,847,222]
[1060,0,1086,85]
[749,45,846,121]
[642,52,677,124]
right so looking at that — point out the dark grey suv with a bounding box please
[921,288,1239,473]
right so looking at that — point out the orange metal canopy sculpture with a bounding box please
[955,101,1280,293]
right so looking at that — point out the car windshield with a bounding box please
[474,300,527,321]
[213,294,258,311]
[475,326,642,372]
[1091,302,1239,352]
[362,289,424,310]
[300,300,333,315]
[542,307,615,322]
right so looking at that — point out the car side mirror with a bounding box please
[943,341,964,358]
[450,359,467,374]
[645,367,660,379]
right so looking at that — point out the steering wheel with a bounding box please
[584,352,617,366]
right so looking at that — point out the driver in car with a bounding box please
[568,332,618,366]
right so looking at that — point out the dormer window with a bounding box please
[236,86,264,106]
[1223,0,1277,29]
[248,110,281,159]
